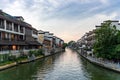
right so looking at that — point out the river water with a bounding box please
[0,48,120,80]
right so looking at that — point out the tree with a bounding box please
[93,21,118,59]
[68,41,75,46]
[68,41,76,48]
[62,43,68,49]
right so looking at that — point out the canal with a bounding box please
[0,48,120,80]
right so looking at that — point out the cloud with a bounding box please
[100,0,109,4]
[2,0,116,20]
[39,12,118,42]
[0,0,120,42]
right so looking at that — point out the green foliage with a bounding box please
[93,21,120,59]
[8,55,17,61]
[0,54,16,66]
[116,31,120,44]
[68,41,75,46]
[28,50,35,57]
[28,49,44,57]
[35,49,43,56]
[38,49,44,55]
[0,61,14,66]
[0,49,44,66]
[17,54,27,60]
[0,54,9,62]
[62,43,68,49]
[0,54,17,62]
[68,41,76,48]
[114,44,120,59]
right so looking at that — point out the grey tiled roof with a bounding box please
[0,10,36,30]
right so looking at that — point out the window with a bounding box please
[19,35,24,40]
[0,19,4,29]
[11,34,15,41]
[5,33,9,40]
[6,21,12,31]
[20,26,24,33]
[1,32,5,40]
[14,24,18,32]
[9,33,11,41]
[14,34,17,40]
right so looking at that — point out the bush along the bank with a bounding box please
[28,49,44,57]
[0,54,17,62]
[37,49,44,56]
[93,21,120,61]
[16,54,28,62]
[0,54,9,62]
[0,54,16,66]
[0,49,44,66]
[8,55,17,61]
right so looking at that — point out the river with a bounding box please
[0,48,120,80]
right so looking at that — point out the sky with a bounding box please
[0,0,120,42]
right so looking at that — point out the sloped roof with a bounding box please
[0,10,37,30]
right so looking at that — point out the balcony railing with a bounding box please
[0,49,39,55]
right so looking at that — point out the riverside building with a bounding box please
[38,30,64,50]
[0,10,42,55]
[77,20,120,56]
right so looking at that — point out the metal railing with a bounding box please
[0,49,39,54]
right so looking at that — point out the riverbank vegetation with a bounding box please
[28,49,44,57]
[0,54,17,66]
[94,21,120,60]
[0,49,44,66]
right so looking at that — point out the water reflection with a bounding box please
[0,48,120,80]
[81,55,120,80]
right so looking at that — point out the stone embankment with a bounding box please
[77,50,120,73]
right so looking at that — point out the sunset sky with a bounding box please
[0,0,120,42]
